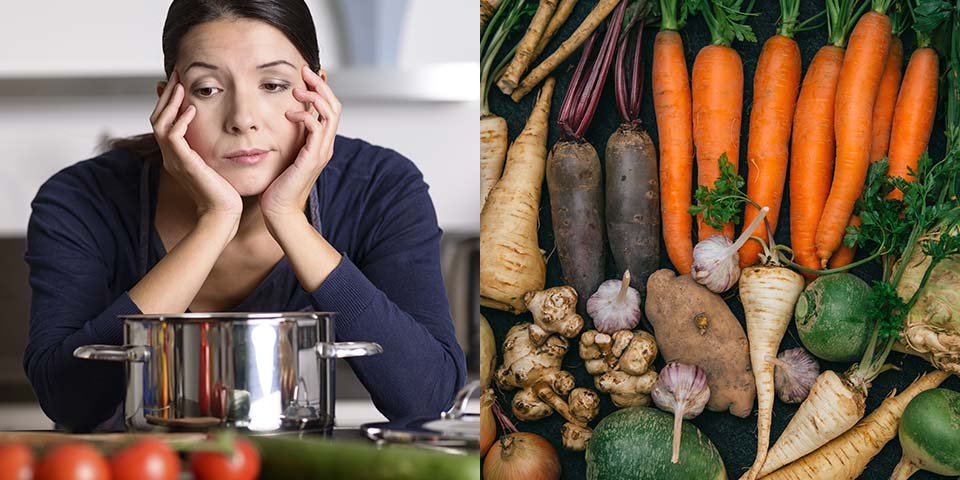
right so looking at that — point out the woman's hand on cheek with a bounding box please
[261,65,341,224]
[152,71,243,222]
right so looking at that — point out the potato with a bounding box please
[645,269,755,417]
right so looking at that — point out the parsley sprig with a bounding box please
[688,154,755,228]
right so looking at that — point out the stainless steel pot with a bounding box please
[73,312,382,433]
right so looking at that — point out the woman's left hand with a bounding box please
[261,65,341,224]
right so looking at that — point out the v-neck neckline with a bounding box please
[146,163,291,313]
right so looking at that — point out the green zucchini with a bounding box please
[585,407,726,480]
[794,273,874,362]
[897,388,960,476]
[248,435,480,480]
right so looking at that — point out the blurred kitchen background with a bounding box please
[0,0,478,429]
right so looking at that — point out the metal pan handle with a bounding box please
[442,379,480,420]
[73,345,150,363]
[315,342,383,359]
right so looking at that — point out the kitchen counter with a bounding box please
[0,400,388,431]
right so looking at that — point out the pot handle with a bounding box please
[73,345,150,363]
[315,342,383,359]
[442,379,480,420]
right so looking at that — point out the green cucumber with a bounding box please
[794,273,874,362]
[248,435,480,480]
[585,407,726,480]
[897,388,960,476]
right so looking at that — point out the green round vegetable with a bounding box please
[586,407,726,480]
[898,388,960,476]
[794,273,874,362]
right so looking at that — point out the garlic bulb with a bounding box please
[692,206,770,293]
[770,347,819,404]
[651,362,711,464]
[586,270,641,334]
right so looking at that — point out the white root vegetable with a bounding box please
[497,0,559,95]
[480,0,505,31]
[480,78,556,314]
[757,370,865,477]
[739,263,805,480]
[530,0,580,60]
[759,370,951,480]
[481,115,508,211]
[511,0,621,101]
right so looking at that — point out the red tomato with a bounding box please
[190,439,259,480]
[0,443,34,480]
[36,442,110,480]
[110,439,179,480]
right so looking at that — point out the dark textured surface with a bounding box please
[482,1,958,479]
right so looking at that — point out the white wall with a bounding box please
[0,0,478,234]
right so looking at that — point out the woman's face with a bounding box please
[171,18,317,197]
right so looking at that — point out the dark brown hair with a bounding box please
[108,0,321,160]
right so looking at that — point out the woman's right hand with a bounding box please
[151,71,243,224]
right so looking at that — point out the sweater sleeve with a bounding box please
[307,165,467,421]
[23,172,143,432]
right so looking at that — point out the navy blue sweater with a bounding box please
[23,135,466,431]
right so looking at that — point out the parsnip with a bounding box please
[759,370,951,480]
[480,78,555,313]
[740,263,805,480]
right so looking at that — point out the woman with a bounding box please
[23,0,466,432]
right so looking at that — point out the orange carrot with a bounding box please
[739,35,801,268]
[832,36,902,270]
[790,46,844,280]
[869,36,903,163]
[693,45,744,241]
[828,214,861,269]
[886,47,939,199]
[815,10,892,267]
[654,28,694,274]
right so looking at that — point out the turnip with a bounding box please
[794,273,875,362]
[890,388,960,480]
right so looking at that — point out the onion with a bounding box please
[481,389,496,457]
[483,432,561,480]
